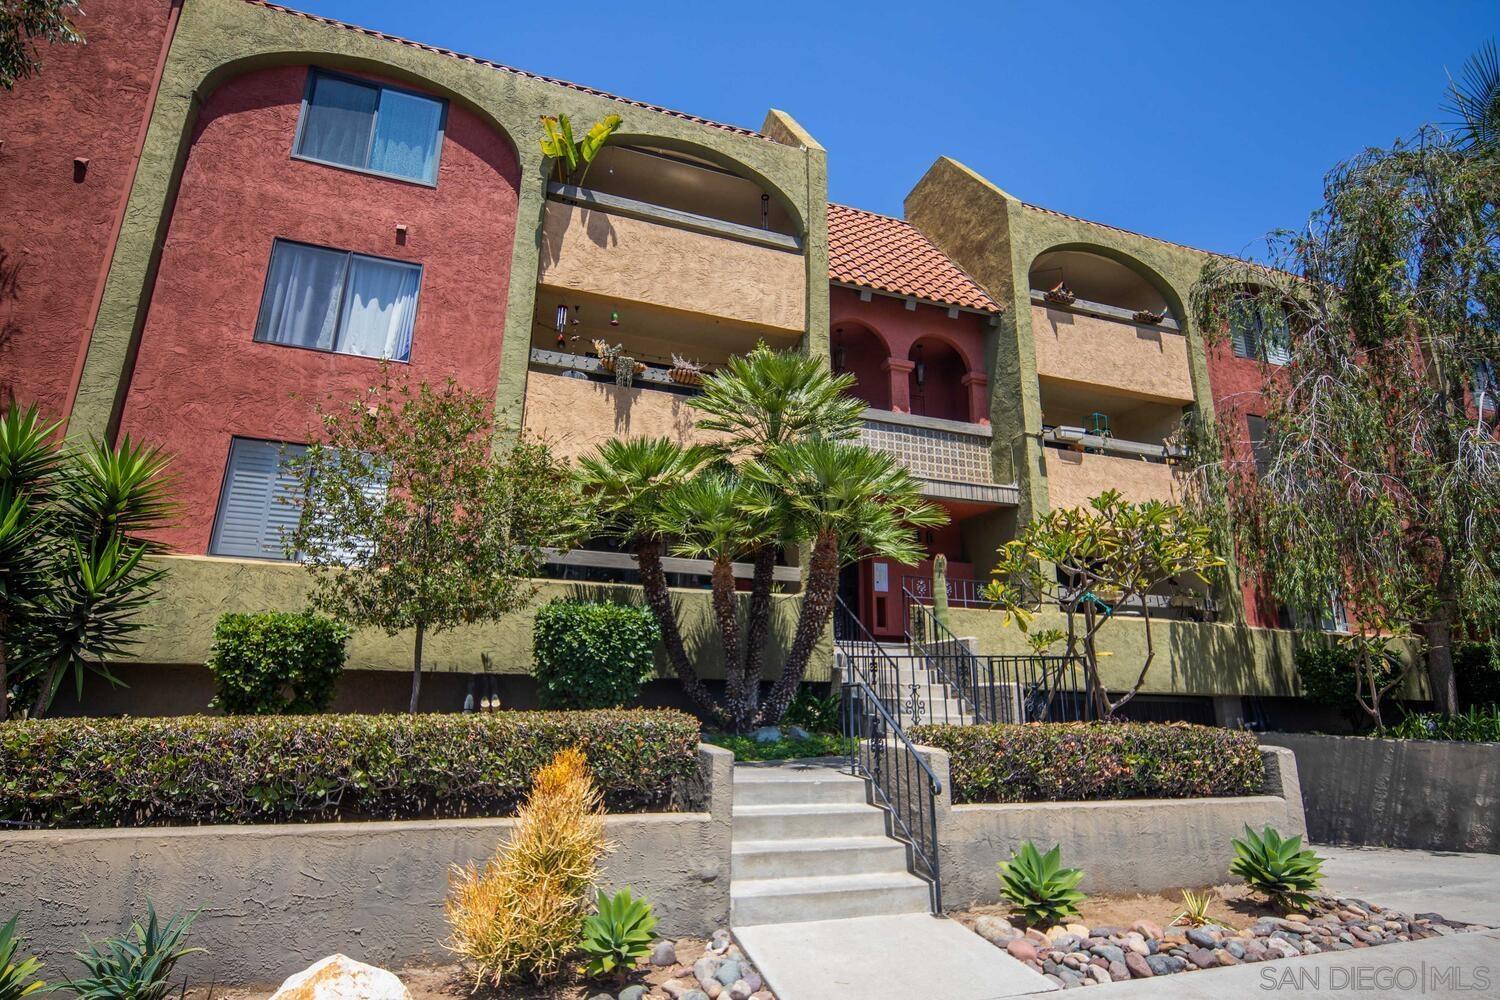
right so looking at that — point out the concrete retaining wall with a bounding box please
[1260,732,1500,853]
[914,745,1306,909]
[0,744,732,985]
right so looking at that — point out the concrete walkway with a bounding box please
[1046,928,1500,998]
[735,913,1056,1000]
[1314,844,1500,926]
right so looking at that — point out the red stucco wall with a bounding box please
[1205,340,1281,628]
[830,286,990,422]
[116,65,521,554]
[0,0,177,419]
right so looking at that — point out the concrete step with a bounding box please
[732,771,869,807]
[731,802,890,841]
[732,835,910,880]
[731,870,933,925]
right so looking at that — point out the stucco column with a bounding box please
[962,371,990,425]
[884,358,915,413]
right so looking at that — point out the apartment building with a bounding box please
[1,0,1318,718]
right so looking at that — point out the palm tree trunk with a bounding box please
[408,620,425,714]
[738,545,778,722]
[709,557,749,731]
[636,539,724,724]
[759,532,838,725]
[31,657,62,719]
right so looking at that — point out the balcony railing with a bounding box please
[1030,298,1195,404]
[548,183,801,252]
[859,409,1018,505]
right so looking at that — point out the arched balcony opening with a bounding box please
[1029,249,1173,320]
[907,336,967,422]
[831,322,892,410]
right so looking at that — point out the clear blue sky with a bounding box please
[293,0,1495,259]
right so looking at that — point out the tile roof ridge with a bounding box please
[242,0,769,140]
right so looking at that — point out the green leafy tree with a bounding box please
[576,344,944,730]
[1181,125,1499,715]
[0,0,83,89]
[287,372,577,713]
[0,406,175,719]
[984,490,1224,718]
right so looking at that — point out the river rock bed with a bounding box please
[963,895,1491,989]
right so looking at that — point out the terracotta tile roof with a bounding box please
[242,1,769,140]
[828,203,1001,313]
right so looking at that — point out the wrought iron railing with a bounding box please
[833,598,943,912]
[903,587,1094,723]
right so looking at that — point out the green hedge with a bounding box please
[0,710,700,828]
[909,721,1264,804]
[207,610,350,715]
[531,599,660,709]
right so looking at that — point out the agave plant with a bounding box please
[1230,825,1325,911]
[67,903,202,1000]
[539,112,623,186]
[578,889,657,978]
[0,916,48,1000]
[997,841,1086,927]
[1169,889,1216,929]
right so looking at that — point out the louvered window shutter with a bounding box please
[210,439,307,560]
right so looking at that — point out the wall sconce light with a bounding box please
[73,157,89,183]
[761,193,770,230]
[913,344,926,386]
[395,223,409,245]
[832,327,846,371]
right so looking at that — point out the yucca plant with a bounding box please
[997,841,1086,927]
[579,889,657,978]
[446,748,608,986]
[1230,825,1325,911]
[0,916,48,1000]
[67,903,202,1000]
[1169,889,1216,929]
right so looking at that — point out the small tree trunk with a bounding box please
[636,539,724,724]
[759,532,838,725]
[738,545,778,721]
[31,657,62,720]
[408,620,425,714]
[0,614,9,722]
[1424,568,1460,716]
[1108,595,1156,715]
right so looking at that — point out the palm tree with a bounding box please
[1446,40,1500,151]
[575,345,947,730]
[574,437,721,718]
[0,406,62,721]
[743,438,944,723]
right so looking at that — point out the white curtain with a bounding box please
[256,242,348,351]
[337,256,420,361]
[370,88,443,183]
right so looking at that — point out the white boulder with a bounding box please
[269,954,412,1000]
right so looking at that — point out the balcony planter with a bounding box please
[669,354,704,386]
[1133,308,1166,325]
[1043,281,1076,305]
[592,339,646,377]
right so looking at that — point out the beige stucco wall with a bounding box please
[916,745,1306,907]
[0,744,733,986]
[1031,304,1195,404]
[1042,449,1178,509]
[121,554,825,682]
[522,371,726,463]
[538,201,806,333]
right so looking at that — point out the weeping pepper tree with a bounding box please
[575,345,945,731]
[1178,125,1500,716]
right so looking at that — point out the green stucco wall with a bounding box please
[127,555,827,682]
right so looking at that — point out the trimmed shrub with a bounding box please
[1390,706,1500,742]
[1456,641,1500,710]
[207,610,351,715]
[1294,643,1360,709]
[909,721,1263,803]
[446,748,606,985]
[0,710,700,828]
[531,599,660,709]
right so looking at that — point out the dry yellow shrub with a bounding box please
[445,747,610,985]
